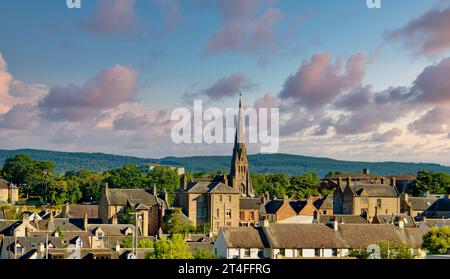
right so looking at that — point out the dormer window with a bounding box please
[96,231,104,240]
[48,242,55,249]
[75,238,83,248]
[15,243,24,255]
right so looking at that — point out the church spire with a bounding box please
[229,94,254,197]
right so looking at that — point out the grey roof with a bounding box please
[240,197,262,210]
[106,188,162,206]
[181,181,240,194]
[87,224,137,236]
[417,219,450,228]
[407,197,437,211]
[1,236,64,259]
[0,220,20,236]
[314,195,333,210]
[317,215,369,224]
[0,209,4,220]
[373,214,416,228]
[221,227,270,248]
[349,184,398,197]
[64,204,99,218]
[425,197,450,212]
[221,223,429,249]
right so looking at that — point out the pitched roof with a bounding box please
[407,197,437,211]
[106,189,161,206]
[318,215,369,224]
[373,214,416,228]
[425,197,450,212]
[239,198,262,210]
[221,227,269,248]
[349,184,398,197]
[87,224,137,236]
[265,224,338,248]
[181,181,240,194]
[313,195,333,210]
[0,220,20,236]
[329,172,382,180]
[388,174,416,181]
[64,204,99,218]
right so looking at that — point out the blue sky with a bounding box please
[1,0,450,164]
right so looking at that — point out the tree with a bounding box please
[104,164,148,189]
[288,172,320,199]
[145,234,193,259]
[348,248,371,259]
[165,208,195,235]
[423,226,450,254]
[193,248,218,259]
[121,237,154,249]
[148,166,179,205]
[65,170,105,203]
[408,170,450,196]
[377,240,413,259]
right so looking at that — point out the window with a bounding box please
[244,249,251,257]
[226,209,232,218]
[361,197,368,204]
[297,249,303,257]
[215,222,219,229]
[218,195,222,202]
[249,212,255,220]
[257,249,264,258]
[377,199,382,207]
[314,248,321,257]
[279,249,285,256]
[323,210,327,215]
[228,195,232,202]
[332,249,338,256]
[96,232,104,240]
[15,244,23,255]
[240,211,244,220]
[216,209,220,218]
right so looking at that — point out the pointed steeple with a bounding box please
[229,95,254,197]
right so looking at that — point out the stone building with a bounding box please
[174,97,256,234]
[239,197,262,227]
[98,183,167,237]
[333,177,400,221]
[0,179,19,204]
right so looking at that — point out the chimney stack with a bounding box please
[391,177,396,188]
[332,216,339,231]
[152,184,157,196]
[259,217,270,228]
[363,169,369,175]
[337,177,342,188]
[346,176,352,187]
[180,174,188,190]
[83,213,88,231]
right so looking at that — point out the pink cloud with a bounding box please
[39,65,138,122]
[385,5,450,57]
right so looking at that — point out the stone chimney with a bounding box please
[180,174,188,190]
[396,217,405,229]
[115,241,121,252]
[259,217,270,228]
[39,243,45,255]
[363,169,369,175]
[391,177,396,188]
[315,210,321,223]
[381,177,386,185]
[403,193,409,203]
[83,213,88,231]
[332,216,339,231]
[346,176,352,187]
[152,184,157,196]
[337,177,342,188]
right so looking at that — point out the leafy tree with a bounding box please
[145,234,193,259]
[423,226,450,254]
[408,170,450,196]
[104,164,149,189]
[148,166,179,204]
[65,170,105,203]
[288,172,320,199]
[121,237,154,249]
[348,248,371,259]
[165,208,195,235]
[193,248,218,259]
[377,240,413,259]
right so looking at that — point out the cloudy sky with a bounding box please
[1,0,450,164]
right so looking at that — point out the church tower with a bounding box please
[229,96,254,197]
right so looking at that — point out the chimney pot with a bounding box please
[363,169,369,175]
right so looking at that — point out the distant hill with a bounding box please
[1,149,450,177]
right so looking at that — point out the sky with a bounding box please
[1,0,450,165]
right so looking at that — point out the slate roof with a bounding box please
[1,236,64,259]
[317,215,369,224]
[180,181,240,194]
[329,172,382,180]
[407,197,437,211]
[313,195,333,210]
[0,220,20,236]
[106,189,163,206]
[87,224,137,236]
[220,223,429,250]
[388,174,416,181]
[239,197,262,210]
[64,204,99,218]
[349,184,398,197]
[425,197,450,212]
[373,214,416,228]
[221,227,270,249]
